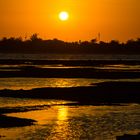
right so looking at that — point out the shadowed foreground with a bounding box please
[116,133,140,140]
[0,114,36,128]
[0,81,140,104]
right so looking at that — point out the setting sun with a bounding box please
[0,0,140,41]
[59,11,69,21]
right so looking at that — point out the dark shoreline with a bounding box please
[0,114,36,128]
[0,105,50,114]
[0,81,140,104]
[116,133,140,140]
[1,59,140,65]
[1,59,140,78]
[1,69,140,78]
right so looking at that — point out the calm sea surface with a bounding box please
[0,53,140,139]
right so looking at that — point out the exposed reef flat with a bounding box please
[0,82,140,104]
[0,105,50,114]
[0,114,36,128]
[116,133,140,140]
[1,67,140,78]
[1,59,140,78]
[1,59,140,66]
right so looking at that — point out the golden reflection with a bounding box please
[57,106,68,121]
[47,106,69,139]
[53,79,71,87]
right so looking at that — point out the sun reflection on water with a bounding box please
[53,79,70,87]
[57,106,68,121]
[47,106,70,139]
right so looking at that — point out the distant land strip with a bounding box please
[0,67,140,78]
[1,59,140,65]
[0,36,140,54]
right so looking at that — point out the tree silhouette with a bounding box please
[30,33,40,41]
[0,34,140,54]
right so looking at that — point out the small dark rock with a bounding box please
[116,133,140,140]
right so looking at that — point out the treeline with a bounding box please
[0,34,140,54]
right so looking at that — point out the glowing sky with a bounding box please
[0,0,140,42]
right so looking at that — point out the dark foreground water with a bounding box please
[0,53,140,139]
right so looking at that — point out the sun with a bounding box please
[59,11,69,21]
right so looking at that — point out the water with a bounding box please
[0,78,102,90]
[0,53,140,139]
[1,78,140,90]
[0,101,140,140]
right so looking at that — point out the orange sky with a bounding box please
[0,0,140,42]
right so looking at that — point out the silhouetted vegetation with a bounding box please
[0,34,140,54]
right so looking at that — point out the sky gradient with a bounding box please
[0,0,140,42]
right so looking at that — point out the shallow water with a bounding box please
[1,78,140,90]
[0,54,140,139]
[0,97,72,108]
[0,78,105,90]
[0,103,140,140]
